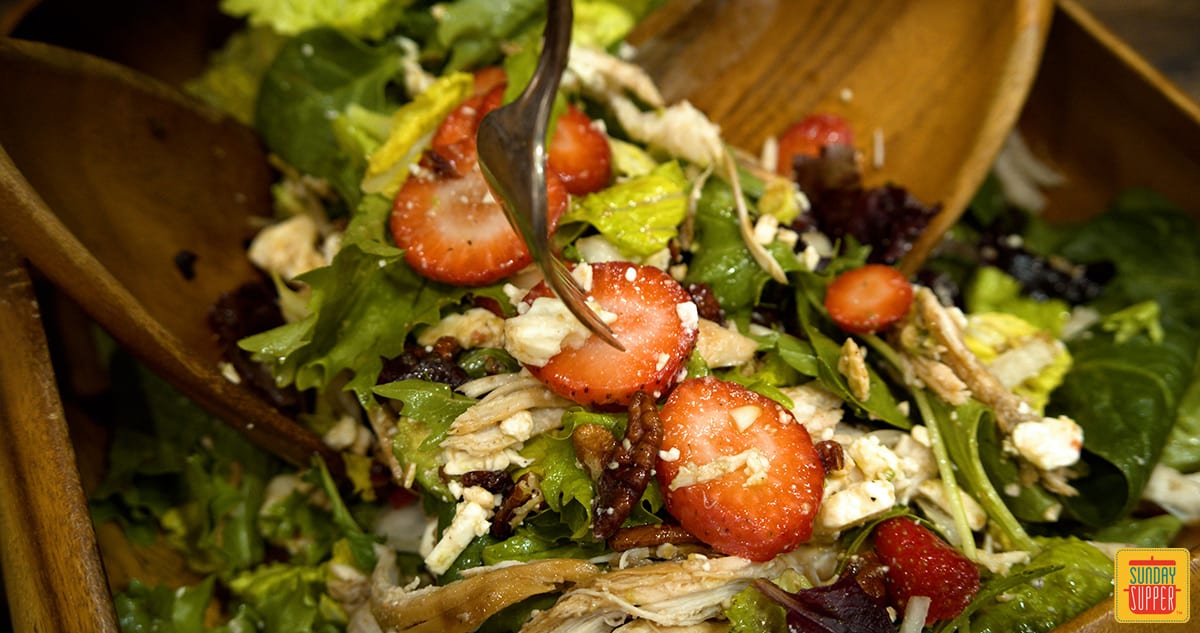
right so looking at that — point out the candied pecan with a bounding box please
[429,336,462,362]
[814,440,846,474]
[685,282,723,322]
[460,470,514,495]
[573,423,618,482]
[491,472,544,539]
[592,391,663,540]
[607,523,702,552]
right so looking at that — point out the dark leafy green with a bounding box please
[969,538,1113,633]
[255,28,406,206]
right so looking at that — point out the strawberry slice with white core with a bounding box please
[514,261,698,408]
[657,376,824,561]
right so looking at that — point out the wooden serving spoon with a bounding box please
[630,0,1055,273]
[0,0,1051,470]
[0,37,342,474]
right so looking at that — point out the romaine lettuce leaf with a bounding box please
[559,161,689,258]
[220,0,416,40]
[226,563,345,633]
[186,26,287,125]
[254,28,406,207]
[114,577,217,633]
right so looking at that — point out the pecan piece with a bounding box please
[592,391,663,540]
[573,423,617,482]
[491,472,544,539]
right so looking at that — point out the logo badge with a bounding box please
[1114,548,1190,623]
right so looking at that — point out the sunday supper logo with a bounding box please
[1114,548,1190,623]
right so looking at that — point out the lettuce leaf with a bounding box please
[186,26,287,125]
[226,563,345,633]
[114,577,218,633]
[90,357,278,575]
[220,0,416,40]
[254,28,406,207]
[559,161,689,258]
[434,0,545,71]
[1025,193,1200,523]
[373,379,477,503]
[968,538,1112,633]
[239,241,471,406]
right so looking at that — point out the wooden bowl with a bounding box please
[1,0,1199,631]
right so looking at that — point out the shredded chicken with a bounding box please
[369,555,599,633]
[520,555,785,632]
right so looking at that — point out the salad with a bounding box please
[90,1,1200,632]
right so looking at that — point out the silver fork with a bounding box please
[476,0,624,351]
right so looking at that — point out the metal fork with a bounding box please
[476,0,624,351]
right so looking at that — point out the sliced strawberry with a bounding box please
[472,66,508,97]
[521,262,697,407]
[873,517,981,624]
[390,165,568,286]
[656,376,824,561]
[548,104,612,196]
[776,113,854,176]
[824,263,913,334]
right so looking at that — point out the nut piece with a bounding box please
[814,439,846,474]
[592,391,664,540]
[491,472,544,539]
[573,423,618,482]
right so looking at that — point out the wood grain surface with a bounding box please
[0,238,118,632]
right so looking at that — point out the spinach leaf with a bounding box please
[1027,194,1200,524]
[255,28,406,206]
[969,538,1113,633]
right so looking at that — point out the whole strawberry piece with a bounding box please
[873,517,980,624]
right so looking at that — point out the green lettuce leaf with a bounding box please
[685,178,804,318]
[969,538,1113,633]
[254,28,406,206]
[1026,194,1200,522]
[220,0,416,40]
[560,161,689,258]
[434,0,544,71]
[186,26,287,125]
[965,266,1071,336]
[239,242,471,406]
[373,379,477,503]
[114,577,217,633]
[226,563,344,633]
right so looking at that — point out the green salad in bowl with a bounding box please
[89,1,1200,632]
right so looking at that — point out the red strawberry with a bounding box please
[520,262,697,407]
[824,264,913,334]
[776,113,854,176]
[656,376,824,561]
[392,82,568,286]
[873,517,981,624]
[472,66,508,97]
[548,104,612,196]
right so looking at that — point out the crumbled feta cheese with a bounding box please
[416,307,505,349]
[322,414,363,451]
[676,301,699,333]
[247,214,328,280]
[659,447,681,462]
[847,435,901,483]
[752,213,779,245]
[817,480,896,533]
[669,448,770,490]
[504,296,616,366]
[1142,464,1200,523]
[424,488,494,575]
[574,234,626,263]
[1011,415,1083,470]
[694,319,758,369]
[655,352,671,371]
[498,410,534,439]
[780,383,844,440]
[572,262,595,292]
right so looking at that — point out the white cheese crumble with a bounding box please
[658,446,681,462]
[247,214,329,280]
[694,319,759,369]
[669,448,770,491]
[503,295,616,366]
[676,301,699,332]
[817,480,896,533]
[424,486,495,575]
[1011,415,1083,471]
